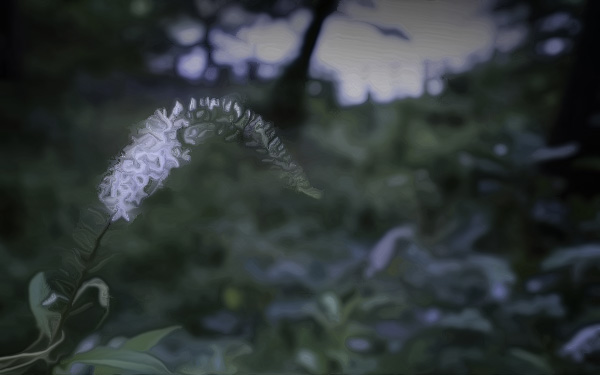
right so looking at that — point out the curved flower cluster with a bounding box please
[98,102,190,221]
[98,96,321,221]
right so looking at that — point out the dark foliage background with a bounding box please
[2,0,600,373]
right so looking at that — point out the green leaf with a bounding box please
[542,244,600,270]
[509,348,553,373]
[435,308,493,333]
[176,341,252,375]
[28,272,62,339]
[319,292,341,325]
[73,278,110,309]
[295,348,326,375]
[541,244,600,282]
[121,326,181,351]
[57,347,172,375]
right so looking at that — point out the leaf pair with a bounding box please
[29,272,111,341]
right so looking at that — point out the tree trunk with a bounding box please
[260,0,338,135]
[543,0,600,196]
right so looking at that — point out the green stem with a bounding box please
[52,219,111,342]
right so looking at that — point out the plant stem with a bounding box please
[51,219,112,342]
[0,218,111,373]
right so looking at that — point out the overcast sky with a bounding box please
[160,0,527,106]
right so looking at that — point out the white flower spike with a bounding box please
[98,96,321,222]
[98,103,190,222]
